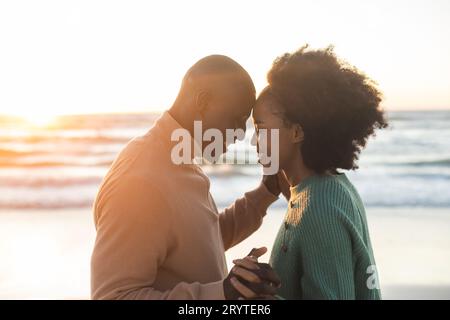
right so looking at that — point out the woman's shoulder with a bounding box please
[300,173,352,201]
[292,174,356,222]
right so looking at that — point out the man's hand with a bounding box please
[262,171,291,201]
[262,175,280,197]
[277,171,291,201]
[223,247,281,300]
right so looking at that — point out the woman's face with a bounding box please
[252,95,299,173]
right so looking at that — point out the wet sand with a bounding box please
[0,207,449,299]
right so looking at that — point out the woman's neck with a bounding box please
[282,154,316,187]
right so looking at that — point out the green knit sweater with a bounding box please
[270,173,381,300]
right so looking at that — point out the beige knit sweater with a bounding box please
[90,112,278,299]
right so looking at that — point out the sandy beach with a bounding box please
[0,206,449,300]
[227,207,450,300]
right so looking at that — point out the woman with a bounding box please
[241,46,387,299]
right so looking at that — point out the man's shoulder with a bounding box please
[94,133,173,205]
[93,169,172,226]
[114,130,173,172]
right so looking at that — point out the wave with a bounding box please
[0,148,116,158]
[0,159,113,168]
[0,135,131,145]
[0,149,34,157]
[0,113,160,130]
[385,158,450,167]
[0,199,94,210]
[388,110,450,121]
[0,176,102,188]
[1,110,450,210]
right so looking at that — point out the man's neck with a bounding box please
[168,105,203,162]
[168,106,193,136]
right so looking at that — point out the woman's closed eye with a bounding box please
[234,114,248,128]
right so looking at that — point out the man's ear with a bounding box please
[292,123,304,143]
[195,90,211,116]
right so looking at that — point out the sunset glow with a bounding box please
[21,113,58,128]
[0,0,449,117]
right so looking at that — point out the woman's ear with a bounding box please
[195,90,211,116]
[292,123,304,143]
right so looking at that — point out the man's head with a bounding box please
[170,55,255,156]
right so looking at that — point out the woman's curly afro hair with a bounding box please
[267,45,388,174]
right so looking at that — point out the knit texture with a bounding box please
[270,173,381,300]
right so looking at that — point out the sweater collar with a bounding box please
[148,111,203,165]
[289,175,317,200]
[289,173,347,200]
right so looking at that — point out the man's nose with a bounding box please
[237,122,247,133]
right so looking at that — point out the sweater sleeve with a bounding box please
[91,177,225,300]
[297,206,356,300]
[219,182,278,251]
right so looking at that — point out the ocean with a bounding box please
[1,110,450,210]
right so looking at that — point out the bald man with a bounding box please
[91,55,282,300]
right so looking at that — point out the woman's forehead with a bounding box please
[255,93,284,114]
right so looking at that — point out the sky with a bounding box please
[1,0,450,117]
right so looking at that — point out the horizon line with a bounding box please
[1,107,450,118]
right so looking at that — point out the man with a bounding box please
[91,55,282,299]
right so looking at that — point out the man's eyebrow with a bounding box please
[254,119,264,124]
